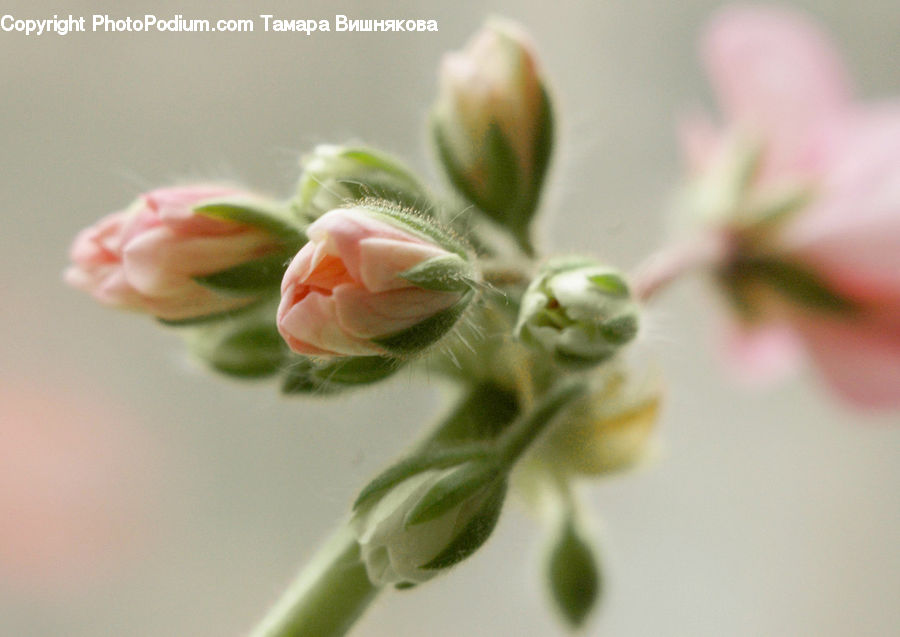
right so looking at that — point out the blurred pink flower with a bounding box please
[0,381,158,594]
[685,5,900,408]
[277,207,464,357]
[66,185,283,321]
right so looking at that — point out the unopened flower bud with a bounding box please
[277,203,476,358]
[187,301,288,378]
[432,19,553,245]
[516,259,640,368]
[535,369,662,476]
[351,462,507,587]
[294,145,431,223]
[65,186,297,321]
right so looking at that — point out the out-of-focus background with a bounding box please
[2,1,897,635]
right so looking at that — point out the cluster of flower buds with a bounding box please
[62,18,661,630]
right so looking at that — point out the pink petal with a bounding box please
[277,285,382,356]
[334,284,460,339]
[721,321,804,387]
[793,313,900,409]
[702,5,852,175]
[122,227,275,295]
[784,104,900,301]
[147,185,242,232]
[677,110,722,173]
[307,208,433,283]
[357,237,448,292]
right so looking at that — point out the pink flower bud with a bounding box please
[433,19,552,243]
[437,20,543,184]
[65,186,285,321]
[683,6,900,408]
[277,206,471,357]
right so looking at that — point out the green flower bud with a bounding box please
[535,368,662,476]
[515,259,640,368]
[546,518,602,628]
[351,462,506,587]
[294,145,431,223]
[186,301,288,378]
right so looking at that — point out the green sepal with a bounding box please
[433,120,485,217]
[193,199,306,246]
[547,519,602,628]
[193,252,290,296]
[588,272,630,298]
[337,176,430,213]
[295,145,433,221]
[403,461,500,528]
[193,323,287,378]
[280,356,401,395]
[600,313,639,345]
[394,582,417,591]
[372,290,474,356]
[481,122,522,223]
[352,444,493,512]
[399,254,475,292]
[313,356,400,385]
[526,85,554,214]
[333,147,430,210]
[364,202,470,259]
[553,347,615,370]
[281,360,341,395]
[419,478,507,571]
[737,257,858,315]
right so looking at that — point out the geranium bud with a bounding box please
[516,259,640,368]
[277,203,476,358]
[350,463,506,587]
[534,368,662,476]
[432,19,553,247]
[65,186,294,321]
[294,145,432,223]
[187,301,288,379]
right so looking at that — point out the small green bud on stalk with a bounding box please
[294,145,432,223]
[516,258,640,368]
[350,462,506,587]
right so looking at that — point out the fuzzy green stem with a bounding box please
[248,524,380,637]
[498,379,588,464]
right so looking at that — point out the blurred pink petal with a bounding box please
[721,321,804,387]
[702,4,851,178]
[793,313,900,409]
[685,5,900,408]
[0,381,159,594]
